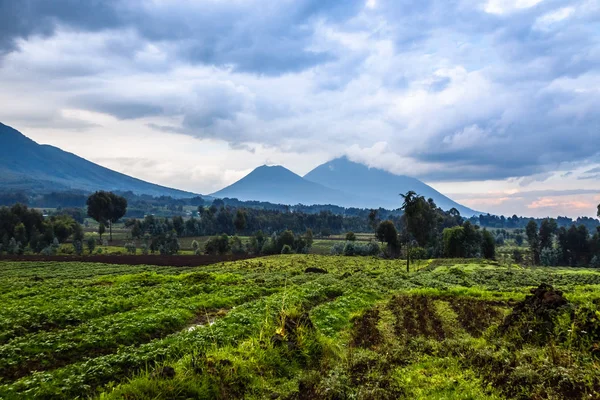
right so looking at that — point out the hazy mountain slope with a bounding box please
[211,165,371,207]
[304,157,479,216]
[0,122,197,198]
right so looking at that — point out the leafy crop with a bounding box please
[0,256,599,399]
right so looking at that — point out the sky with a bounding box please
[0,0,599,218]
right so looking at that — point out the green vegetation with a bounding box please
[0,256,599,399]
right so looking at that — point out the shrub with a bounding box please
[590,255,600,268]
[281,244,293,254]
[205,234,230,255]
[7,237,21,255]
[343,241,356,256]
[345,232,357,241]
[124,242,137,255]
[230,236,246,255]
[72,240,83,256]
[86,237,96,254]
[409,246,427,260]
[330,242,345,255]
[513,249,523,263]
[540,247,559,266]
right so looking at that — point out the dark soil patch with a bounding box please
[304,267,327,274]
[388,295,447,340]
[350,308,382,348]
[499,283,572,345]
[448,298,505,337]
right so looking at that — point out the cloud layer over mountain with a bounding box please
[0,0,598,216]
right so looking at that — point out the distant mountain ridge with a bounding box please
[0,122,480,215]
[210,165,363,206]
[304,157,477,216]
[0,122,197,198]
[211,158,479,216]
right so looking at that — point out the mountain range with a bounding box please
[0,122,478,215]
[0,122,195,198]
[211,158,478,216]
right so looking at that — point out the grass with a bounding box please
[0,255,599,399]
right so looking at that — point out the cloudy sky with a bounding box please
[0,0,599,217]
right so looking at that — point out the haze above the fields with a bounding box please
[0,0,599,217]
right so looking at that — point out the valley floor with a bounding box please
[0,256,599,399]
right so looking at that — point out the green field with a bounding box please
[1,256,599,399]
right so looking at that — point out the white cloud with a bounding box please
[534,7,575,30]
[484,0,545,15]
[0,0,599,217]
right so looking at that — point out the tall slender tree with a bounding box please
[400,190,419,272]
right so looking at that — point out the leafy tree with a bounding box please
[482,229,496,260]
[376,220,399,257]
[443,226,465,258]
[86,191,128,242]
[14,223,27,245]
[281,244,293,254]
[513,249,523,263]
[526,220,540,265]
[72,240,83,256]
[205,234,230,255]
[234,209,247,233]
[368,209,379,231]
[86,237,96,254]
[124,242,136,255]
[7,237,21,255]
[345,231,357,241]
[304,229,314,247]
[515,233,524,246]
[50,214,79,243]
[276,230,295,253]
[158,232,179,255]
[230,236,245,254]
[540,247,559,266]
[539,218,558,250]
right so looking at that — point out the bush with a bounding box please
[230,236,246,255]
[140,243,149,255]
[7,237,21,255]
[124,242,137,255]
[513,249,523,263]
[409,246,427,260]
[345,232,357,241]
[281,244,293,254]
[330,242,345,255]
[343,241,356,256]
[72,240,83,256]
[86,237,96,254]
[540,247,559,266]
[590,255,600,268]
[158,233,180,255]
[331,241,380,256]
[205,234,230,255]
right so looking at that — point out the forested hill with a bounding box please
[0,122,197,198]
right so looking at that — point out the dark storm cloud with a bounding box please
[73,98,163,120]
[0,0,123,53]
[0,0,364,74]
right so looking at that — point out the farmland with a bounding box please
[1,256,599,399]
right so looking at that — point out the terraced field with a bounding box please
[0,256,599,399]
